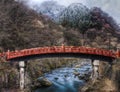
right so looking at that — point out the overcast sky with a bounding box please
[25,0,86,6]
[24,0,120,24]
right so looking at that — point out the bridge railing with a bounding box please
[4,46,117,60]
[0,46,119,60]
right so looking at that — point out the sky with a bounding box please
[24,0,120,25]
[24,0,87,6]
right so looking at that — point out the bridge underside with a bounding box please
[9,53,114,62]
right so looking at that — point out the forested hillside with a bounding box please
[0,0,65,51]
[0,0,119,52]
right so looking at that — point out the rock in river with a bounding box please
[54,77,59,80]
[34,77,52,88]
[73,69,80,77]
[78,73,91,81]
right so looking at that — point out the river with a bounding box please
[35,61,92,92]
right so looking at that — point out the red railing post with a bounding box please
[6,50,10,60]
[61,44,65,52]
[116,49,120,58]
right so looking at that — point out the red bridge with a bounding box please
[0,45,120,61]
[0,45,120,90]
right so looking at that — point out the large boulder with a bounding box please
[78,75,86,80]
[78,73,91,81]
[75,64,81,68]
[73,71,80,77]
[33,77,52,88]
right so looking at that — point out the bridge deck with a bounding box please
[0,46,119,61]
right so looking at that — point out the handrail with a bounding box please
[0,46,119,61]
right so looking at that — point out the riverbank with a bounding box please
[0,58,89,92]
[80,59,120,92]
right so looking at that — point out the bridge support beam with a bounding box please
[19,61,25,90]
[91,60,100,80]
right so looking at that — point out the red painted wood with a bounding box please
[116,50,120,58]
[0,46,119,61]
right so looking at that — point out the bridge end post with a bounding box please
[91,60,100,80]
[19,61,25,91]
[116,49,120,58]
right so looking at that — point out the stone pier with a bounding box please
[19,61,25,90]
[91,60,100,80]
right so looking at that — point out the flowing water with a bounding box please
[35,62,92,92]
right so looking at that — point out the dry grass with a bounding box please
[81,78,117,92]
[102,78,116,92]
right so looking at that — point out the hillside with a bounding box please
[0,1,119,52]
[58,4,120,49]
[33,1,65,21]
[0,0,65,51]
[29,2,120,50]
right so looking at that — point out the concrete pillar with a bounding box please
[91,60,100,80]
[19,61,25,90]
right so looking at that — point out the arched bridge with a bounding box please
[0,45,120,90]
[0,45,120,61]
